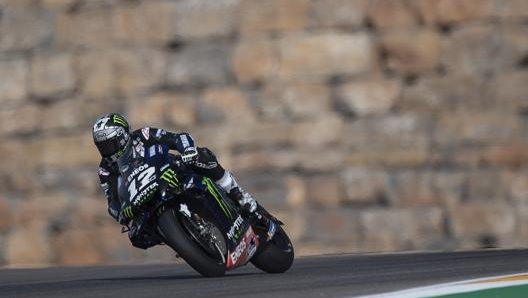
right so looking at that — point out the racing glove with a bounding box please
[181,146,199,164]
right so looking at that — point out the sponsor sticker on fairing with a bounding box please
[230,237,247,265]
[247,238,257,259]
[131,181,158,205]
[227,215,244,240]
[227,228,258,269]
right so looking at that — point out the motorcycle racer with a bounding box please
[92,112,258,247]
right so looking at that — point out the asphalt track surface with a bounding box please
[2,249,528,298]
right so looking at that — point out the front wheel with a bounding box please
[251,225,294,273]
[158,209,226,277]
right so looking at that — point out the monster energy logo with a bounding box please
[113,114,128,127]
[122,205,136,220]
[203,177,232,219]
[160,168,179,189]
[133,182,158,206]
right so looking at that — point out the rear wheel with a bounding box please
[158,209,226,277]
[251,225,294,273]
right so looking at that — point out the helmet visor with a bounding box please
[97,138,120,158]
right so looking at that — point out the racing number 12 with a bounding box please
[128,167,156,202]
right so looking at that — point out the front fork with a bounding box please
[121,211,166,249]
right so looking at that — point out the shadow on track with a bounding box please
[87,271,263,282]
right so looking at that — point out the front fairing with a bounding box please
[117,144,171,207]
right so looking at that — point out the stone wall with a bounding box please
[0,0,527,267]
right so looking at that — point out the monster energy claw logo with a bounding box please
[160,169,179,189]
[204,177,232,219]
[113,114,128,127]
[122,206,135,219]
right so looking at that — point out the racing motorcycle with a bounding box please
[116,144,294,277]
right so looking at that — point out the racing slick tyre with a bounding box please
[158,208,226,277]
[251,225,294,273]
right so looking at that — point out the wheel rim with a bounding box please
[180,216,227,263]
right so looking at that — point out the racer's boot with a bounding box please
[216,171,257,213]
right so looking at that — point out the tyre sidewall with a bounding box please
[158,209,226,277]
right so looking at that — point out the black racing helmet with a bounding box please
[92,113,131,162]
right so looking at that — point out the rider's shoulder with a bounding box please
[132,127,175,140]
[132,127,160,138]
